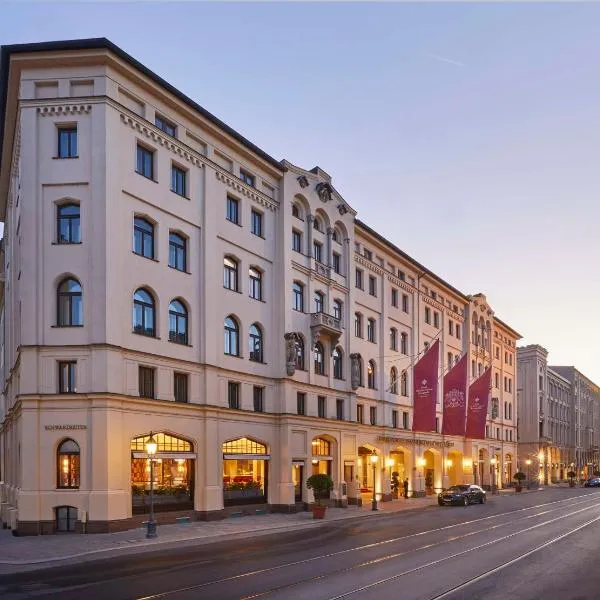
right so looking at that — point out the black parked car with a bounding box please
[584,477,600,487]
[438,484,486,506]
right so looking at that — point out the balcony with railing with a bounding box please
[310,311,342,347]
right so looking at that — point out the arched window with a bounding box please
[57,439,80,489]
[313,216,322,232]
[57,203,81,244]
[223,256,239,291]
[333,346,343,380]
[401,371,408,396]
[168,299,188,344]
[311,437,331,456]
[57,278,83,326]
[224,316,240,356]
[314,342,325,375]
[133,217,154,259]
[367,360,376,389]
[390,328,398,351]
[249,323,263,362]
[390,367,398,394]
[133,288,155,336]
[292,282,304,312]
[169,232,187,271]
[400,332,408,355]
[292,203,302,219]
[249,267,263,301]
[295,336,305,370]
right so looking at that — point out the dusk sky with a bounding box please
[2,2,600,382]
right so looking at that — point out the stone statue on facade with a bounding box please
[284,332,299,376]
[350,353,361,390]
[316,182,333,203]
[297,175,309,188]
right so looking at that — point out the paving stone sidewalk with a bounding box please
[0,496,440,573]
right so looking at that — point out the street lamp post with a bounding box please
[145,432,158,539]
[490,457,497,494]
[525,459,532,489]
[370,451,379,511]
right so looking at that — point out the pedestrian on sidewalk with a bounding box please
[403,478,409,499]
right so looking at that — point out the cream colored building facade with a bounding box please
[0,39,520,535]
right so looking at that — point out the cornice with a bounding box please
[216,171,276,212]
[386,273,414,294]
[37,104,92,117]
[354,253,384,276]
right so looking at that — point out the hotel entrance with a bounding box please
[223,437,269,506]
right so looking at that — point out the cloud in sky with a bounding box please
[426,53,465,67]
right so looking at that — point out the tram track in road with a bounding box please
[134,493,600,600]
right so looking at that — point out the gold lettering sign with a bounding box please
[377,435,454,448]
[44,425,87,431]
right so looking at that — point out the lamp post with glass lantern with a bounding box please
[525,459,532,489]
[370,451,379,511]
[490,457,497,494]
[145,432,158,539]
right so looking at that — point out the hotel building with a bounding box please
[0,39,520,535]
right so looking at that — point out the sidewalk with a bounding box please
[0,496,439,573]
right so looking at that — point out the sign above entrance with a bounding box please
[377,435,454,448]
[44,425,87,431]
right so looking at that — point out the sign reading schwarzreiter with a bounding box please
[44,425,87,431]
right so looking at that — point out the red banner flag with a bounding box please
[465,368,492,440]
[412,340,440,433]
[441,354,468,436]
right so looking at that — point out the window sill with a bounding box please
[226,218,243,228]
[135,171,158,183]
[170,189,190,200]
[133,251,159,263]
[52,241,83,246]
[53,156,79,160]
[249,360,267,365]
[132,331,160,339]
[223,286,242,294]
[56,487,80,490]
[224,353,244,359]
[168,265,191,275]
[52,325,84,328]
[168,340,192,347]
[249,297,266,303]
[251,233,265,240]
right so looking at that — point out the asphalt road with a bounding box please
[1,488,600,600]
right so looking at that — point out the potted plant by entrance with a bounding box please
[306,473,334,519]
[567,470,577,488]
[391,472,400,500]
[513,471,526,492]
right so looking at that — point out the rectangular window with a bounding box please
[508,378,512,393]
[226,196,240,224]
[228,382,240,409]
[402,411,409,429]
[355,269,363,289]
[139,366,155,399]
[58,126,78,158]
[169,232,187,272]
[355,314,362,338]
[155,114,176,136]
[171,164,187,197]
[392,410,398,429]
[448,352,453,370]
[398,270,405,281]
[174,372,188,403]
[367,318,376,343]
[336,399,345,421]
[370,406,377,426]
[58,361,76,393]
[332,252,341,274]
[402,294,409,313]
[253,386,264,412]
[425,307,431,324]
[436,417,440,433]
[369,275,377,296]
[391,288,398,307]
[433,312,440,328]
[292,230,302,253]
[448,320,454,335]
[456,324,461,340]
[318,395,326,418]
[357,404,364,424]
[363,248,372,260]
[313,241,322,263]
[136,144,154,179]
[251,210,264,237]
[240,169,255,187]
[297,392,306,415]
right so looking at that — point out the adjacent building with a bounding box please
[0,38,520,535]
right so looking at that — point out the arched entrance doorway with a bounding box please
[423,450,436,494]
[504,454,513,485]
[130,432,195,514]
[476,448,488,488]
[222,437,269,506]
[311,437,333,477]
[446,450,463,486]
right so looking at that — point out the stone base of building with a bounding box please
[380,493,392,502]
[348,497,362,506]
[412,490,426,498]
